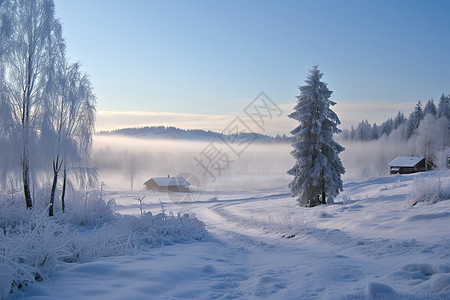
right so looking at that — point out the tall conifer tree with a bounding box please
[288,65,345,207]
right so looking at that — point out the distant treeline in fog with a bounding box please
[340,94,450,141]
[97,126,291,143]
[337,94,450,180]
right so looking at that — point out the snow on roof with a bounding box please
[150,177,190,187]
[388,157,424,167]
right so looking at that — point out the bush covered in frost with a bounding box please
[0,207,69,299]
[409,175,450,206]
[64,212,207,263]
[0,190,207,298]
[122,211,207,247]
[64,190,116,227]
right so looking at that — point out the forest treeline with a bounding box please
[340,95,450,142]
[98,126,291,143]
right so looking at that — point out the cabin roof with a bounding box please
[146,177,190,187]
[388,157,424,167]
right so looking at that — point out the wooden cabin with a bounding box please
[388,157,432,175]
[144,176,190,192]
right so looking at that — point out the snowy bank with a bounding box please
[0,193,207,299]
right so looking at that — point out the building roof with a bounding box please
[147,177,190,187]
[388,157,424,167]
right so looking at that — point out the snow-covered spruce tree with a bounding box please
[288,65,345,207]
[423,99,437,118]
[393,111,406,130]
[406,101,424,139]
[437,94,450,120]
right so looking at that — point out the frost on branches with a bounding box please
[0,0,96,213]
[288,65,345,207]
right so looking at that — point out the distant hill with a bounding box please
[97,126,290,143]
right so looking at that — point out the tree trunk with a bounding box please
[22,154,32,209]
[61,164,67,213]
[49,169,58,217]
[49,157,61,217]
[321,191,326,205]
[22,39,33,210]
[22,124,32,209]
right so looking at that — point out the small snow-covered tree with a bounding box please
[423,99,437,117]
[371,123,379,140]
[406,101,424,139]
[354,120,373,141]
[378,118,393,137]
[437,94,450,120]
[349,125,356,140]
[288,65,345,207]
[393,111,406,130]
[416,114,449,163]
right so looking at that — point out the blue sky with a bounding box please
[56,0,450,131]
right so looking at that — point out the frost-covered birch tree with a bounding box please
[58,63,96,213]
[2,0,58,208]
[42,60,96,216]
[0,0,15,190]
[288,65,345,207]
[40,14,66,216]
[0,0,96,212]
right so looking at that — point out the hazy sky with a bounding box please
[56,0,450,132]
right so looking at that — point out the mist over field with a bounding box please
[93,131,450,194]
[92,135,294,192]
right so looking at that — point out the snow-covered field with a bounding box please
[11,170,450,299]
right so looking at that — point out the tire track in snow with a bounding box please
[201,202,450,298]
[195,205,368,299]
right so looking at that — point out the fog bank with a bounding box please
[93,135,293,192]
[93,134,450,193]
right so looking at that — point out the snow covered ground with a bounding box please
[11,170,450,299]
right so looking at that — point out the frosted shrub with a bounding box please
[64,225,135,263]
[0,210,69,298]
[63,212,207,263]
[121,212,207,247]
[409,176,450,206]
[435,148,450,169]
[0,195,30,231]
[342,195,352,205]
[65,191,115,227]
